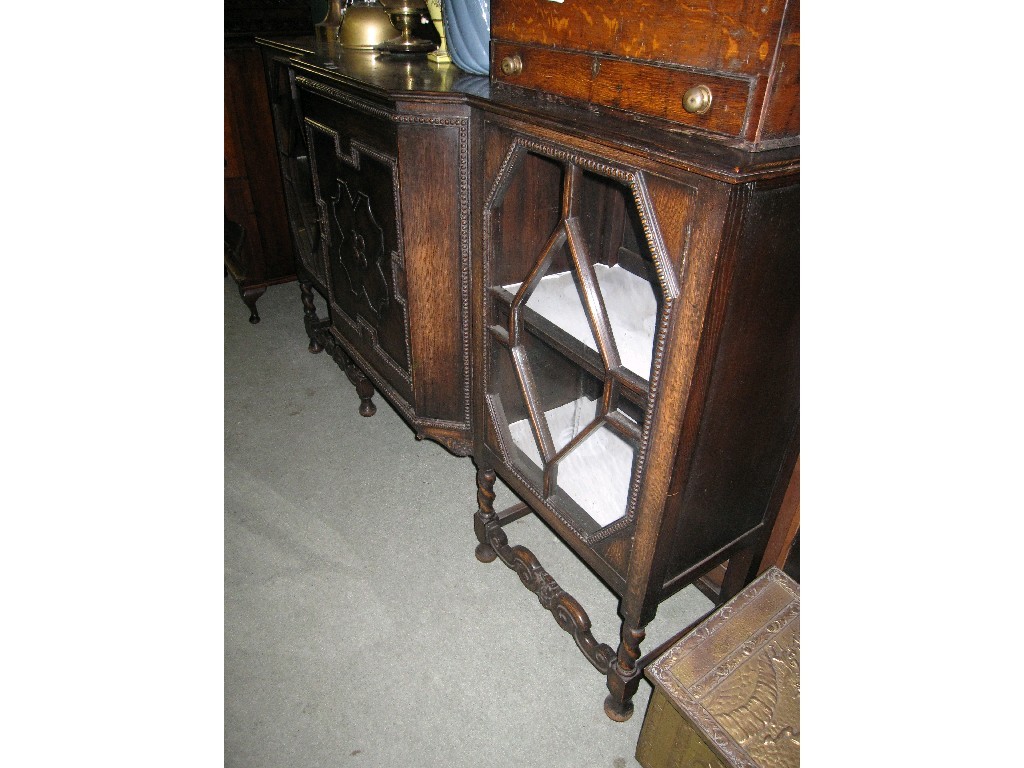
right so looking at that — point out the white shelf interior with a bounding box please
[504,264,658,380]
[508,397,633,527]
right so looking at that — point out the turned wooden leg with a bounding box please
[473,468,498,563]
[604,623,646,722]
[328,343,377,417]
[300,281,324,354]
[352,373,376,417]
[240,285,266,324]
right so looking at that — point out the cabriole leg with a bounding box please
[240,285,266,324]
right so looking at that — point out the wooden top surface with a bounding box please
[255,36,799,181]
[258,36,488,97]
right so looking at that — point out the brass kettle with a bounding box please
[339,0,400,50]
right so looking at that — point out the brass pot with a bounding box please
[340,0,399,50]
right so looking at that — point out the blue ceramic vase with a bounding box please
[442,0,490,76]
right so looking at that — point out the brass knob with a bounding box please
[501,54,523,76]
[682,85,713,115]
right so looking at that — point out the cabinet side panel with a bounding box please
[397,120,470,426]
[263,54,327,289]
[224,43,296,284]
[667,180,799,576]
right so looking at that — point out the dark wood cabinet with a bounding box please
[469,97,798,721]
[224,4,312,323]
[256,11,798,721]
[225,39,297,323]
[260,42,474,453]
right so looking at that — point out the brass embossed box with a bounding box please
[637,567,799,768]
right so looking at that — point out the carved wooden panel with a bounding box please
[306,118,413,397]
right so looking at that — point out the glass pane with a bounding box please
[485,152,661,533]
[510,268,599,355]
[501,333,638,528]
[512,327,598,464]
[508,386,599,469]
[502,174,660,383]
[590,263,658,379]
[551,424,636,528]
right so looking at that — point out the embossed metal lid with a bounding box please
[646,567,800,768]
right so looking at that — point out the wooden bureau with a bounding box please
[224,2,312,322]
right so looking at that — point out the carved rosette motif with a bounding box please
[328,179,391,320]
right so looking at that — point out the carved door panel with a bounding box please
[304,100,413,405]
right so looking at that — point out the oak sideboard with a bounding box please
[254,19,798,720]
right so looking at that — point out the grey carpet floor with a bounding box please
[224,278,713,768]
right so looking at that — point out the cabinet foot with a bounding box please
[602,695,634,723]
[301,280,379,417]
[474,542,498,563]
[347,364,377,417]
[357,389,377,417]
[239,285,266,324]
[322,335,377,418]
[604,624,646,722]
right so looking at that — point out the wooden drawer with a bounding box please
[491,41,752,139]
[490,0,799,150]
[492,0,790,77]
